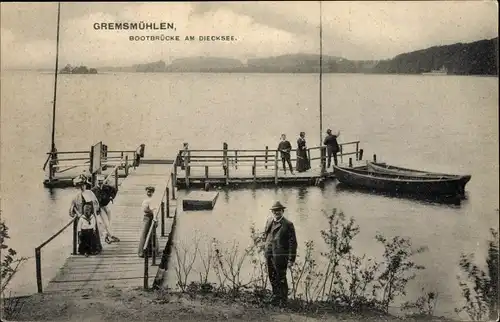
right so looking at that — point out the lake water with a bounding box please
[1,71,498,319]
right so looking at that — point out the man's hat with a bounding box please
[326,129,332,134]
[145,186,155,193]
[270,201,286,210]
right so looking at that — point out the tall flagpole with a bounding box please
[319,1,323,146]
[50,2,61,154]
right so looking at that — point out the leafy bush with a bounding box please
[455,228,498,321]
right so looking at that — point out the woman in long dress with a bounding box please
[296,132,311,172]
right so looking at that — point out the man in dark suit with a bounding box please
[323,129,340,167]
[264,201,298,306]
[277,134,294,175]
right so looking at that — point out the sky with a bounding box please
[0,1,498,69]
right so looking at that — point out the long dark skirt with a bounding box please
[138,214,160,257]
[79,228,102,255]
[296,149,310,172]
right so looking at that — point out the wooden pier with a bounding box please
[36,163,178,293]
[34,139,370,296]
[174,141,366,189]
[42,143,145,188]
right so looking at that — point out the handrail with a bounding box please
[34,165,122,293]
[141,160,177,290]
[35,217,78,293]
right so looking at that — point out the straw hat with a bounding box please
[145,186,155,193]
[73,174,88,186]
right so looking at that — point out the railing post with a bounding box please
[161,201,165,237]
[125,155,129,176]
[320,146,326,174]
[265,146,269,169]
[234,151,238,169]
[186,166,190,188]
[222,142,228,176]
[152,224,157,266]
[349,157,353,167]
[48,159,54,181]
[166,188,170,219]
[174,152,179,177]
[307,148,311,167]
[359,148,364,161]
[373,154,377,163]
[35,248,42,293]
[144,251,149,290]
[114,166,119,188]
[355,142,359,161]
[274,150,279,185]
[72,217,78,255]
[170,172,176,200]
[252,156,256,181]
[205,166,209,179]
[340,145,344,163]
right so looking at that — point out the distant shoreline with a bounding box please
[6,70,497,77]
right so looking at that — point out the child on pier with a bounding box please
[78,203,102,256]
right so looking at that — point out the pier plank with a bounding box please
[44,164,177,293]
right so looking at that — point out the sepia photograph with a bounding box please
[0,1,498,321]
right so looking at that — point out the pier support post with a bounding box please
[265,146,269,169]
[35,248,42,293]
[373,154,377,163]
[161,201,165,237]
[274,150,279,185]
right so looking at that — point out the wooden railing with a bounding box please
[43,144,144,181]
[34,165,121,293]
[174,141,362,187]
[142,162,177,290]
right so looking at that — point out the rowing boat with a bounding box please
[367,162,471,181]
[333,165,469,196]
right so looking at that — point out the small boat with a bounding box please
[367,162,471,182]
[333,165,469,196]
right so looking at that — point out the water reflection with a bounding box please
[297,186,309,201]
[335,183,464,207]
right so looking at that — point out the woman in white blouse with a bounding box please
[138,186,159,257]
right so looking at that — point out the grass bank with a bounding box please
[3,286,453,321]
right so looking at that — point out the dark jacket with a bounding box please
[323,134,340,152]
[277,140,292,159]
[264,217,297,265]
[91,184,118,207]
